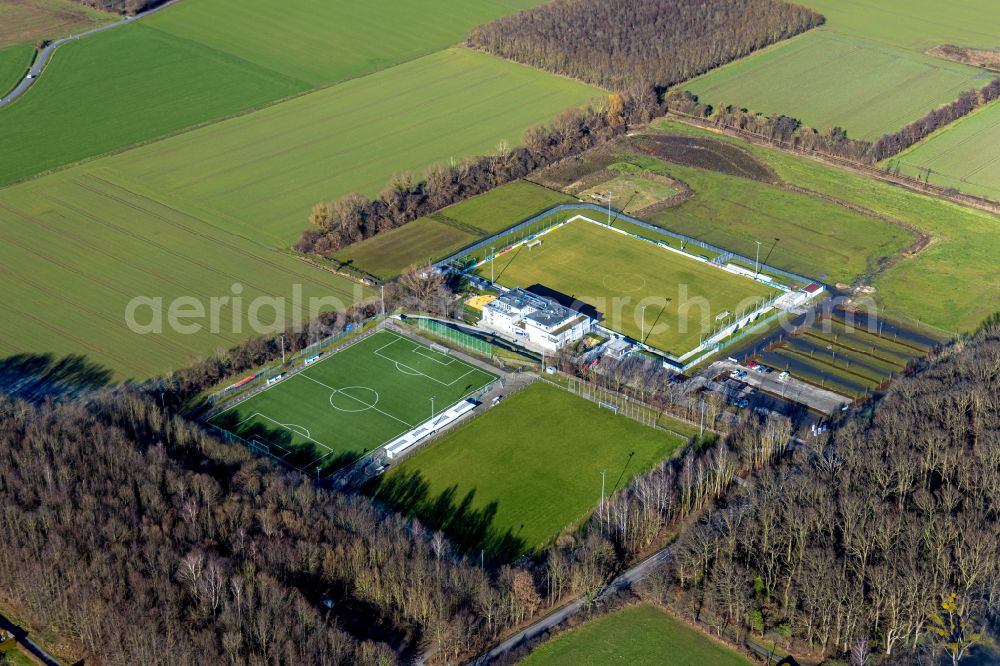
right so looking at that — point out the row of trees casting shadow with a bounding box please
[370,468,529,565]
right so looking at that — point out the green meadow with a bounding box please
[653,120,999,333]
[519,604,753,666]
[0,0,111,47]
[684,0,997,140]
[334,181,576,279]
[376,381,686,558]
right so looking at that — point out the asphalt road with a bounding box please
[709,360,849,415]
[464,546,674,665]
[0,0,182,108]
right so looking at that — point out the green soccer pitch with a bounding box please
[480,218,778,357]
[208,328,496,475]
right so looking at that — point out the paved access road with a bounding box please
[709,360,849,415]
[0,0,181,108]
[462,546,674,665]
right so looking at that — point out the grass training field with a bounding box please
[519,604,753,666]
[0,168,371,379]
[375,381,686,559]
[651,120,998,334]
[0,23,307,186]
[480,218,778,355]
[684,0,997,140]
[210,329,496,475]
[0,0,111,47]
[334,181,576,279]
[93,49,599,247]
[145,0,549,87]
[888,100,1000,200]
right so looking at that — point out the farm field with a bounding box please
[334,181,576,279]
[0,168,371,380]
[374,381,686,559]
[479,218,776,355]
[651,120,1000,334]
[0,0,112,47]
[0,24,308,186]
[888,100,1000,200]
[519,603,753,666]
[210,329,495,476]
[90,49,601,247]
[0,0,555,185]
[684,0,996,140]
[0,42,30,94]
[146,0,549,86]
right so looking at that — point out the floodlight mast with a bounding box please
[755,240,762,275]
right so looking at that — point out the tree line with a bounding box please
[873,78,1000,161]
[661,322,1000,664]
[70,0,162,15]
[466,0,822,93]
[681,76,1000,165]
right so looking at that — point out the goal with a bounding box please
[429,343,449,355]
[527,239,542,250]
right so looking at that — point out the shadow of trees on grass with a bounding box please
[0,353,113,403]
[209,411,363,477]
[369,468,529,564]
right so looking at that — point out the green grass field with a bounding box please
[519,604,753,666]
[684,0,997,140]
[652,120,999,333]
[0,42,30,95]
[146,0,548,87]
[0,0,556,185]
[888,100,1000,200]
[0,168,371,379]
[623,154,914,285]
[0,0,112,47]
[88,49,600,247]
[334,181,576,279]
[0,50,596,376]
[480,218,776,355]
[375,381,686,558]
[0,642,36,666]
[0,24,308,186]
[210,329,495,475]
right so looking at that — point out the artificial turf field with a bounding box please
[210,329,496,476]
[889,100,1000,200]
[375,381,686,558]
[480,218,777,355]
[519,604,753,666]
[684,0,997,140]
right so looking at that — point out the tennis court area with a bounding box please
[209,328,496,475]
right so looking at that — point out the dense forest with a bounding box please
[665,323,1000,663]
[467,0,822,93]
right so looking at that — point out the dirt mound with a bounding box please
[631,134,779,183]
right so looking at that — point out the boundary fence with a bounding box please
[435,203,817,291]
[196,315,387,414]
[415,317,493,355]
